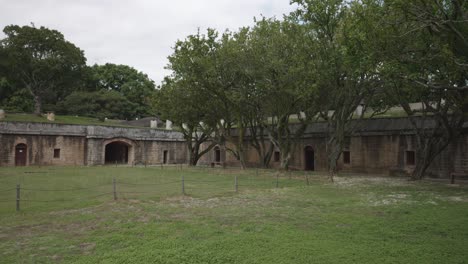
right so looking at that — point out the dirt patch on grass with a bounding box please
[162,191,280,209]
[440,196,468,203]
[334,176,411,188]
[79,242,95,255]
[366,192,415,206]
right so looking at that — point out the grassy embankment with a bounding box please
[0,166,467,263]
[0,113,144,128]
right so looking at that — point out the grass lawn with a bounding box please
[0,166,467,263]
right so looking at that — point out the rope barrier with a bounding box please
[118,180,179,186]
[1,172,308,211]
[184,179,231,183]
[19,192,113,203]
[119,191,154,194]
[0,188,16,192]
[20,184,110,192]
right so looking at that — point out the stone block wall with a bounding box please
[0,134,86,166]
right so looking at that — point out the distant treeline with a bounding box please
[0,25,156,120]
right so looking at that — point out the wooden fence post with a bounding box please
[235,176,238,193]
[305,173,310,186]
[113,178,117,201]
[16,184,20,212]
[182,175,185,195]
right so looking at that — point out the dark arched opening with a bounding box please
[214,146,221,163]
[304,146,315,171]
[15,143,27,166]
[105,141,129,164]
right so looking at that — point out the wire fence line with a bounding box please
[0,169,313,212]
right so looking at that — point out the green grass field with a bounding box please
[0,166,467,263]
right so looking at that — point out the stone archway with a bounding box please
[103,138,135,165]
[304,146,315,171]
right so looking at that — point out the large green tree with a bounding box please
[58,90,136,120]
[157,30,223,166]
[87,63,156,117]
[1,24,86,115]
[374,0,468,179]
[293,0,385,180]
[248,17,316,170]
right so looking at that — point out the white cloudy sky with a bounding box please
[0,0,296,85]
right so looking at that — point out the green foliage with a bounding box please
[86,63,157,117]
[58,90,137,120]
[157,29,224,165]
[0,88,34,112]
[366,0,468,179]
[1,24,86,114]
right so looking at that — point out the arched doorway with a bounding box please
[214,146,221,163]
[15,143,27,166]
[105,141,129,164]
[304,146,315,171]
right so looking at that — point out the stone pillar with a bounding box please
[166,120,173,130]
[0,109,5,120]
[47,112,55,121]
[150,120,158,129]
[355,105,364,116]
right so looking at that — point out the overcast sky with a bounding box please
[0,0,296,85]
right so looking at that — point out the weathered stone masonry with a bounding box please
[197,117,468,178]
[0,122,186,166]
[1,118,467,178]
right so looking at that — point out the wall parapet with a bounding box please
[0,122,185,142]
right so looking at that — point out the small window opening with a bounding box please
[274,151,280,162]
[406,151,415,165]
[343,151,350,164]
[54,149,60,158]
[163,150,168,164]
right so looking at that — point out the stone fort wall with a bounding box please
[0,122,186,166]
[1,119,467,178]
[197,118,468,178]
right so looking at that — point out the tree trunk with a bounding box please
[326,136,343,183]
[261,143,274,168]
[280,152,291,170]
[410,137,448,180]
[189,150,200,166]
[187,143,198,166]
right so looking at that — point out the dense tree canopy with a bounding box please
[369,0,468,179]
[159,0,467,174]
[0,25,157,120]
[58,90,137,120]
[86,63,156,117]
[1,24,87,114]
[155,30,223,166]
